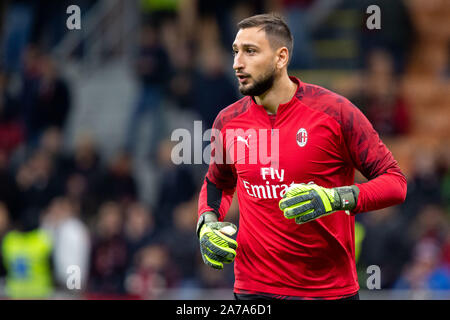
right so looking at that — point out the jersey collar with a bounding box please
[249,76,304,115]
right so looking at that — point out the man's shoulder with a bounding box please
[213,96,252,131]
[298,81,358,125]
[300,82,349,106]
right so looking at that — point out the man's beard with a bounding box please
[239,67,276,97]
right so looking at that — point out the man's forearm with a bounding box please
[198,175,235,222]
[352,169,407,214]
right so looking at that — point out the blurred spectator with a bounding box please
[195,262,234,290]
[358,0,414,73]
[134,23,171,90]
[29,0,85,50]
[192,45,238,130]
[443,173,450,212]
[394,238,450,298]
[65,173,90,220]
[15,149,64,224]
[69,133,101,178]
[124,202,158,260]
[0,70,24,160]
[39,127,64,160]
[0,202,11,240]
[167,62,194,111]
[358,206,412,288]
[125,243,178,299]
[437,148,450,212]
[125,23,171,156]
[408,151,443,211]
[163,199,199,286]
[154,139,196,231]
[361,48,410,137]
[66,133,102,218]
[0,150,21,223]
[88,201,128,295]
[96,151,138,207]
[405,0,450,79]
[39,127,73,180]
[164,27,195,110]
[35,55,71,132]
[21,50,71,145]
[196,0,242,49]
[277,0,317,69]
[41,197,90,293]
[139,0,179,28]
[0,206,53,299]
[0,202,10,292]
[408,204,448,245]
[441,231,450,268]
[1,0,34,73]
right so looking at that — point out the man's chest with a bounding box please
[224,111,348,193]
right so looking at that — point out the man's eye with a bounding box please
[232,50,238,56]
[246,49,256,54]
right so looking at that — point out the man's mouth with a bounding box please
[237,74,250,83]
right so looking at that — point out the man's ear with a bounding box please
[276,47,290,69]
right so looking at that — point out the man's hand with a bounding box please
[279,184,359,225]
[197,212,238,269]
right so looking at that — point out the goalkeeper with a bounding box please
[197,13,407,300]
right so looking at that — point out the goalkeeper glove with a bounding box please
[196,212,238,270]
[279,184,359,224]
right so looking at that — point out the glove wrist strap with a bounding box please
[334,186,359,211]
[196,211,219,238]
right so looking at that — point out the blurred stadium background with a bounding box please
[0,0,449,300]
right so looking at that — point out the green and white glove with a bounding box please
[279,184,359,224]
[196,212,238,270]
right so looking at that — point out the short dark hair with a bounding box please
[237,13,293,62]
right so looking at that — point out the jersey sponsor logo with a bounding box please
[242,167,292,199]
[242,179,295,199]
[296,128,308,147]
[241,167,316,200]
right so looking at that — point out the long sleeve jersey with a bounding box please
[198,76,407,298]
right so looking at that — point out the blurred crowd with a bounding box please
[0,0,449,299]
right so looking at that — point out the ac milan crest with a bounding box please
[296,128,308,147]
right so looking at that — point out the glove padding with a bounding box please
[279,184,358,224]
[199,221,238,269]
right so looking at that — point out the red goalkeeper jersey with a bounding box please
[197,76,407,298]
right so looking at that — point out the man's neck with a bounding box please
[254,74,297,114]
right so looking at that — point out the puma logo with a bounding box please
[237,135,251,148]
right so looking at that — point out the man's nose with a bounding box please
[233,53,244,71]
